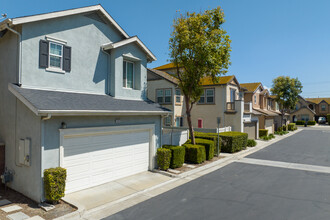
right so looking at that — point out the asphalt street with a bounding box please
[104,127,330,220]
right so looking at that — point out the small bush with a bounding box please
[282,125,288,131]
[288,123,296,131]
[296,120,305,125]
[247,139,257,147]
[44,167,67,204]
[327,114,330,124]
[277,126,283,132]
[186,138,214,160]
[219,132,248,153]
[307,120,316,125]
[184,144,206,164]
[259,129,268,137]
[157,148,171,170]
[194,132,221,154]
[269,134,275,139]
[163,145,185,169]
[260,136,271,141]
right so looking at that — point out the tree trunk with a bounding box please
[185,95,195,144]
[280,109,284,127]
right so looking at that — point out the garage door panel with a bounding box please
[63,129,150,193]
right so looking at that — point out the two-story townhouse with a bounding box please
[305,98,330,122]
[147,68,185,127]
[148,65,246,132]
[241,82,279,134]
[290,96,316,123]
[0,5,170,202]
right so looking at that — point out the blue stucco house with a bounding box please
[0,5,169,202]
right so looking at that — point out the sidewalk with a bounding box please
[61,129,302,220]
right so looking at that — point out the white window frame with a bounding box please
[156,89,164,103]
[175,89,181,104]
[254,95,257,104]
[156,89,172,104]
[198,88,214,104]
[49,41,63,69]
[123,60,135,89]
[165,116,171,126]
[164,89,172,104]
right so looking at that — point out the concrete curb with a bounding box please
[58,129,302,219]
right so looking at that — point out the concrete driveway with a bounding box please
[103,127,330,220]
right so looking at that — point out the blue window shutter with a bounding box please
[39,40,49,68]
[63,45,71,72]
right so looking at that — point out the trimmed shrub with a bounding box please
[259,129,268,137]
[327,114,330,124]
[183,144,206,164]
[44,167,67,204]
[219,132,248,153]
[260,136,271,141]
[194,132,221,154]
[288,123,296,131]
[307,120,316,125]
[296,120,305,125]
[163,145,185,169]
[186,138,215,160]
[282,125,288,131]
[277,126,283,132]
[269,133,275,139]
[247,139,257,147]
[157,148,171,170]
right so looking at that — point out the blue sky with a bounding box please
[2,0,330,97]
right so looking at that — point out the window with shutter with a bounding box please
[39,39,71,73]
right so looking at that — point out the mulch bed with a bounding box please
[0,184,76,220]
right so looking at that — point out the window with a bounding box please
[301,114,309,122]
[230,89,236,102]
[176,117,183,127]
[156,90,163,103]
[165,116,171,126]
[295,104,299,110]
[198,119,203,128]
[198,89,214,104]
[254,95,257,104]
[321,104,326,111]
[156,89,172,104]
[123,61,134,89]
[39,39,71,72]
[175,89,181,103]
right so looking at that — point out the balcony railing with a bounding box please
[226,102,235,111]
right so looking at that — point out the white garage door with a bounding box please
[62,128,150,193]
[265,119,274,134]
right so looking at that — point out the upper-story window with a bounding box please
[156,89,172,104]
[230,89,236,102]
[321,104,326,111]
[123,61,134,89]
[254,95,257,104]
[295,104,299,110]
[198,89,214,104]
[175,89,181,104]
[39,38,71,73]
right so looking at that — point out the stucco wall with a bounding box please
[291,108,315,121]
[21,13,124,95]
[0,30,41,202]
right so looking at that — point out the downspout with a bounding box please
[41,114,52,121]
[6,24,22,85]
[40,113,51,202]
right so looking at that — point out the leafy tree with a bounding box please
[169,7,231,144]
[270,76,303,126]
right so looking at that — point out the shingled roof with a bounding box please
[305,98,330,105]
[9,84,170,116]
[154,63,176,70]
[240,82,262,93]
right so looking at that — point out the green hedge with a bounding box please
[288,123,296,131]
[194,132,221,154]
[277,126,283,132]
[186,138,214,160]
[247,139,257,147]
[183,144,206,164]
[157,148,171,170]
[219,132,248,153]
[327,114,330,124]
[282,125,288,131]
[307,120,316,125]
[163,145,185,168]
[296,120,305,125]
[44,167,67,204]
[259,129,268,137]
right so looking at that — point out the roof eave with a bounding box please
[37,110,171,116]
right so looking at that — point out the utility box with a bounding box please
[18,139,31,166]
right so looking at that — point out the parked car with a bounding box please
[318,117,326,124]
